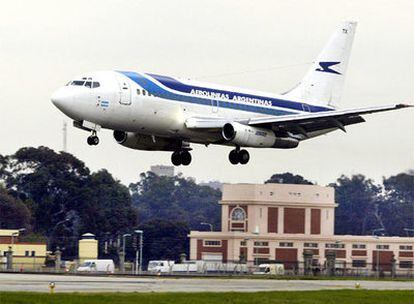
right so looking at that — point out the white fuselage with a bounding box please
[51,70,334,145]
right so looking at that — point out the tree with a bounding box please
[130,172,221,230]
[330,175,382,235]
[0,187,31,229]
[265,172,314,185]
[85,169,138,235]
[0,154,6,177]
[129,219,189,266]
[1,146,138,257]
[381,173,414,236]
[4,147,91,236]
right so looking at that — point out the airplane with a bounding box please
[51,21,411,166]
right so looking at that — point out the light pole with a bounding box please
[403,228,414,237]
[122,233,132,255]
[48,218,70,250]
[135,230,143,275]
[372,228,385,278]
[200,222,213,232]
[11,228,26,250]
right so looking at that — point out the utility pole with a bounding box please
[135,230,143,275]
[372,228,385,278]
[63,121,67,152]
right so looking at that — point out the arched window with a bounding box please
[231,207,246,221]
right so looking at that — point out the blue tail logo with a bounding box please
[316,62,341,75]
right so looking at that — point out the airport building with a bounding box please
[189,184,414,274]
[0,229,47,270]
[150,165,175,177]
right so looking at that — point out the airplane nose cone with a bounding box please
[51,88,72,111]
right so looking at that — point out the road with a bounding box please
[0,273,413,293]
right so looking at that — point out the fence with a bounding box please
[1,260,413,278]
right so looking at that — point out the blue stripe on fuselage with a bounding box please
[147,73,333,113]
[118,71,331,116]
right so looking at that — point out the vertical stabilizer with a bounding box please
[284,21,357,108]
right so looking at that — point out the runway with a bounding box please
[0,273,413,293]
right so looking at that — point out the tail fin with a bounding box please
[284,21,357,108]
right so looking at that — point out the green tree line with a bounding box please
[0,147,413,264]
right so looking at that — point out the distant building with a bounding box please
[0,229,47,270]
[150,165,174,177]
[199,181,223,191]
[189,183,414,274]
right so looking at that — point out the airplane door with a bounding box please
[211,99,219,113]
[116,76,131,105]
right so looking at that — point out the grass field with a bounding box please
[1,290,413,304]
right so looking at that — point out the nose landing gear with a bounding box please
[171,150,192,166]
[87,132,99,146]
[229,147,250,165]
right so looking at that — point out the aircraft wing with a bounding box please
[185,103,411,138]
[246,103,412,137]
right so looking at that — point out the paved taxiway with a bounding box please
[0,273,413,293]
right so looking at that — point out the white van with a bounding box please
[253,263,285,275]
[147,260,174,274]
[77,259,114,274]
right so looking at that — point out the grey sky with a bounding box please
[0,0,413,186]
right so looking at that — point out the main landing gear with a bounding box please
[171,150,192,166]
[229,147,250,165]
[87,131,99,146]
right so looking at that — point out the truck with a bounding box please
[147,260,174,274]
[77,259,115,274]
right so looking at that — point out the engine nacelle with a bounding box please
[113,131,182,151]
[221,122,299,149]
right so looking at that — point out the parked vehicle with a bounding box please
[171,261,198,273]
[253,263,285,275]
[147,260,175,273]
[77,259,114,274]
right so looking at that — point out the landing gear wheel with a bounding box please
[238,149,250,165]
[171,151,182,166]
[181,151,192,166]
[87,135,99,146]
[229,150,239,165]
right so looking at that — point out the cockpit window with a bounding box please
[72,80,85,86]
[68,79,100,88]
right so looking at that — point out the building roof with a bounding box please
[221,183,335,206]
[0,229,21,236]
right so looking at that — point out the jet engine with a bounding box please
[221,122,299,149]
[113,131,182,151]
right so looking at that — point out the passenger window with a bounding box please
[143,90,147,96]
[137,89,141,95]
[92,82,100,88]
[85,81,92,88]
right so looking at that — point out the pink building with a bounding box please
[189,183,413,274]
